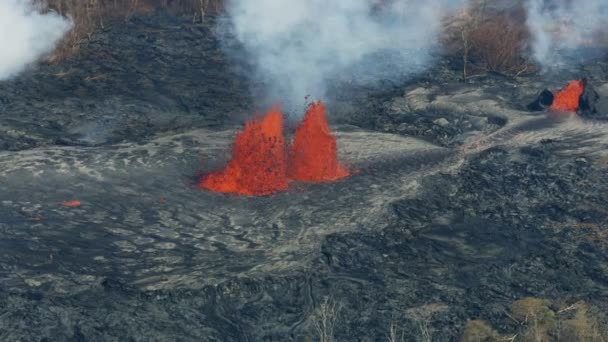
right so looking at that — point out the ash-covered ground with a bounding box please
[2,13,608,342]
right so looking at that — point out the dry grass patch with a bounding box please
[461,320,501,342]
[510,297,555,341]
[459,298,608,342]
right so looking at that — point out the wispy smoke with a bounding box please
[526,0,608,69]
[0,0,72,80]
[222,0,465,112]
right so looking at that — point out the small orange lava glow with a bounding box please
[63,200,81,207]
[550,80,585,112]
[198,107,288,196]
[288,101,350,182]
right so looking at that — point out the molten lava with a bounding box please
[199,108,288,196]
[288,101,349,182]
[63,200,81,207]
[550,80,585,112]
[200,101,350,196]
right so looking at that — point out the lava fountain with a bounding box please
[200,101,350,196]
[198,107,288,196]
[288,101,349,182]
[550,80,585,112]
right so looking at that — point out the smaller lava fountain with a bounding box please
[528,79,599,115]
[199,107,288,196]
[199,100,350,196]
[288,101,349,182]
[550,80,585,112]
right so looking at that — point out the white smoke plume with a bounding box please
[222,0,466,112]
[0,0,72,80]
[526,0,608,70]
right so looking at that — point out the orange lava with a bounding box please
[199,107,288,196]
[63,200,81,207]
[550,80,585,112]
[288,101,349,182]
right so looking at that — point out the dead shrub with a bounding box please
[35,0,126,62]
[510,297,556,342]
[461,320,501,342]
[152,0,224,17]
[469,12,531,76]
[442,1,534,80]
[558,302,608,342]
[311,297,342,342]
[459,298,608,342]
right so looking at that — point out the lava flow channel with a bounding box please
[288,101,349,182]
[198,107,288,196]
[550,80,585,112]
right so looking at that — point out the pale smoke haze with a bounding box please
[223,0,466,111]
[526,0,608,69]
[4,0,601,93]
[0,0,72,80]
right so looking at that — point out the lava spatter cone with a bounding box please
[199,107,288,196]
[550,80,585,112]
[288,101,349,182]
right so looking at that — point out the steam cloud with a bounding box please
[223,0,465,111]
[526,0,608,69]
[0,0,72,80]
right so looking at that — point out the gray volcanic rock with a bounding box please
[3,10,608,342]
[578,82,601,117]
[374,84,510,147]
[3,122,608,340]
[527,88,554,111]
[3,89,608,340]
[317,144,608,340]
[0,14,253,151]
[587,83,608,119]
[0,128,451,341]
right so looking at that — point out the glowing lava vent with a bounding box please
[200,101,350,196]
[199,107,288,196]
[550,80,585,112]
[288,101,350,182]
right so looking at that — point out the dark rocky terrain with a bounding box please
[2,12,608,342]
[0,14,255,151]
